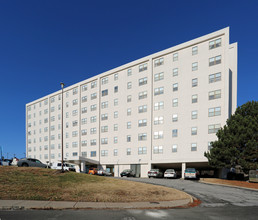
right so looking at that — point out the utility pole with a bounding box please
[60,82,65,172]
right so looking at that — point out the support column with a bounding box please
[181,163,186,179]
[80,161,85,173]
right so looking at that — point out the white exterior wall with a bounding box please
[26,27,237,177]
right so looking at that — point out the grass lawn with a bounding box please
[0,167,189,202]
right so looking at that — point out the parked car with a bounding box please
[249,169,258,183]
[148,169,163,178]
[184,168,199,179]
[88,167,99,175]
[17,158,47,168]
[164,169,177,178]
[1,159,12,166]
[11,157,19,166]
[50,162,76,172]
[120,169,136,177]
[97,169,112,176]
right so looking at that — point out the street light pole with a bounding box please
[60,82,65,172]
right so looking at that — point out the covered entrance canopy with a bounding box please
[64,156,99,172]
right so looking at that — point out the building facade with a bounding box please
[26,27,237,177]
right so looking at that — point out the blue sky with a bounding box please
[0,0,257,159]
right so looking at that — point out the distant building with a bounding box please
[26,27,237,177]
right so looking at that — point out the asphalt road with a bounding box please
[1,178,258,219]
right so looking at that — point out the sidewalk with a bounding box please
[0,198,193,210]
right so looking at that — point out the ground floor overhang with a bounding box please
[64,156,99,166]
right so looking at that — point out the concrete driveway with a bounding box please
[118,177,258,207]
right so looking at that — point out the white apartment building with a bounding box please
[26,27,237,177]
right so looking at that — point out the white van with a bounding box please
[50,162,76,172]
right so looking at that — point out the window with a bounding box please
[173,83,178,92]
[127,95,132,103]
[72,110,78,116]
[51,135,55,140]
[209,90,221,100]
[66,102,69,108]
[90,104,97,111]
[154,116,163,125]
[72,142,78,148]
[208,124,221,134]
[72,120,78,126]
[127,69,132,76]
[113,99,118,106]
[127,82,132,89]
[192,46,198,55]
[82,96,87,103]
[91,81,97,89]
[209,72,221,83]
[66,92,69,98]
[73,99,78,105]
[81,151,87,157]
[102,89,108,97]
[101,150,108,157]
[154,87,164,95]
[114,73,118,80]
[192,62,198,71]
[101,126,108,133]
[44,109,48,114]
[192,78,198,87]
[139,63,147,72]
[173,68,178,77]
[114,86,118,93]
[50,116,55,122]
[138,133,147,141]
[114,136,118,143]
[82,84,87,92]
[138,105,147,113]
[82,118,87,124]
[91,93,97,100]
[127,108,131,116]
[127,121,131,129]
[139,91,147,100]
[82,129,87,135]
[172,129,178,137]
[90,139,97,146]
[90,127,97,134]
[114,124,118,131]
[172,98,178,107]
[127,135,131,142]
[114,111,118,118]
[82,140,87,146]
[209,38,221,50]
[208,142,212,150]
[172,114,178,122]
[114,149,118,156]
[101,77,108,85]
[127,148,131,155]
[209,55,221,66]
[91,151,96,157]
[72,131,78,137]
[154,101,164,110]
[50,97,55,103]
[154,131,163,139]
[101,138,108,145]
[139,77,147,86]
[138,119,147,127]
[191,127,197,135]
[90,116,97,123]
[153,146,163,154]
[50,107,55,112]
[209,107,221,117]
[173,53,178,61]
[191,143,197,151]
[192,110,198,119]
[101,101,108,109]
[192,94,198,103]
[138,147,147,155]
[172,144,177,153]
[72,88,78,95]
[154,57,164,67]
[154,72,164,81]
[101,113,108,121]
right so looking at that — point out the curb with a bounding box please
[0,198,194,210]
[198,180,258,191]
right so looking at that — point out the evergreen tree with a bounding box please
[204,101,258,171]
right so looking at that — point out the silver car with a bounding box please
[17,158,47,168]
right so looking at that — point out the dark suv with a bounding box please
[120,169,136,177]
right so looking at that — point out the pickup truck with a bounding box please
[184,168,199,179]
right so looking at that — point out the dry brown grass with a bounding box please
[0,167,189,202]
